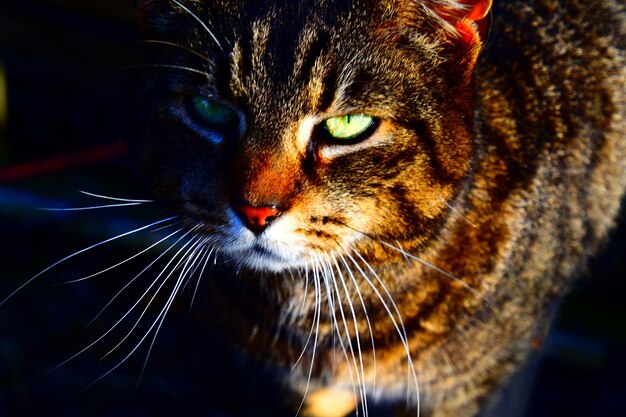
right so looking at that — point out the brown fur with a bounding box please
[136,1,626,416]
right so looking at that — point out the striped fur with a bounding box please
[136,1,626,416]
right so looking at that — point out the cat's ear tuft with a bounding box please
[427,0,492,44]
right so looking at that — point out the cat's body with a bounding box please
[136,1,626,416]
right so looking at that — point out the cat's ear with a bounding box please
[427,0,492,44]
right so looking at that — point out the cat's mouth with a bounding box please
[250,242,280,258]
[214,210,309,272]
[226,239,306,272]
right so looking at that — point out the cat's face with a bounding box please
[138,0,482,272]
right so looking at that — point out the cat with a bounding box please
[133,0,626,416]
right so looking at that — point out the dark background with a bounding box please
[1,1,625,416]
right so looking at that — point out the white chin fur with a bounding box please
[230,248,308,272]
[219,209,311,273]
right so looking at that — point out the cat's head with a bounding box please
[136,0,491,272]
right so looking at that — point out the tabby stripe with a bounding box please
[237,24,255,85]
[408,121,455,184]
[297,30,330,82]
[250,19,271,80]
[318,64,339,113]
[390,183,442,234]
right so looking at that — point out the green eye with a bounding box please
[324,114,375,141]
[189,95,237,127]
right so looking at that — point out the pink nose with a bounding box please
[234,204,281,234]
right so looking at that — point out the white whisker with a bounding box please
[170,0,225,55]
[86,227,195,327]
[291,264,318,371]
[150,220,183,234]
[396,240,412,266]
[348,246,409,344]
[79,232,206,390]
[40,203,143,211]
[343,246,421,417]
[316,258,336,360]
[348,246,415,406]
[101,231,203,359]
[294,258,322,417]
[190,244,216,312]
[348,246,416,405]
[440,198,478,229]
[83,249,191,391]
[142,39,214,65]
[181,237,211,293]
[138,234,206,383]
[0,216,178,307]
[123,63,210,78]
[322,253,365,417]
[50,227,200,373]
[380,240,492,307]
[63,226,181,285]
[299,260,310,314]
[342,219,482,306]
[339,221,490,306]
[336,252,377,392]
[78,190,153,203]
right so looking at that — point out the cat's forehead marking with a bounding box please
[226,11,339,116]
[291,24,322,78]
[250,18,271,81]
[229,40,246,95]
[229,17,273,100]
[292,23,335,111]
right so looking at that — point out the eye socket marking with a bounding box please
[322,114,377,144]
[187,95,238,129]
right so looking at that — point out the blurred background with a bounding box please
[1,1,625,416]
